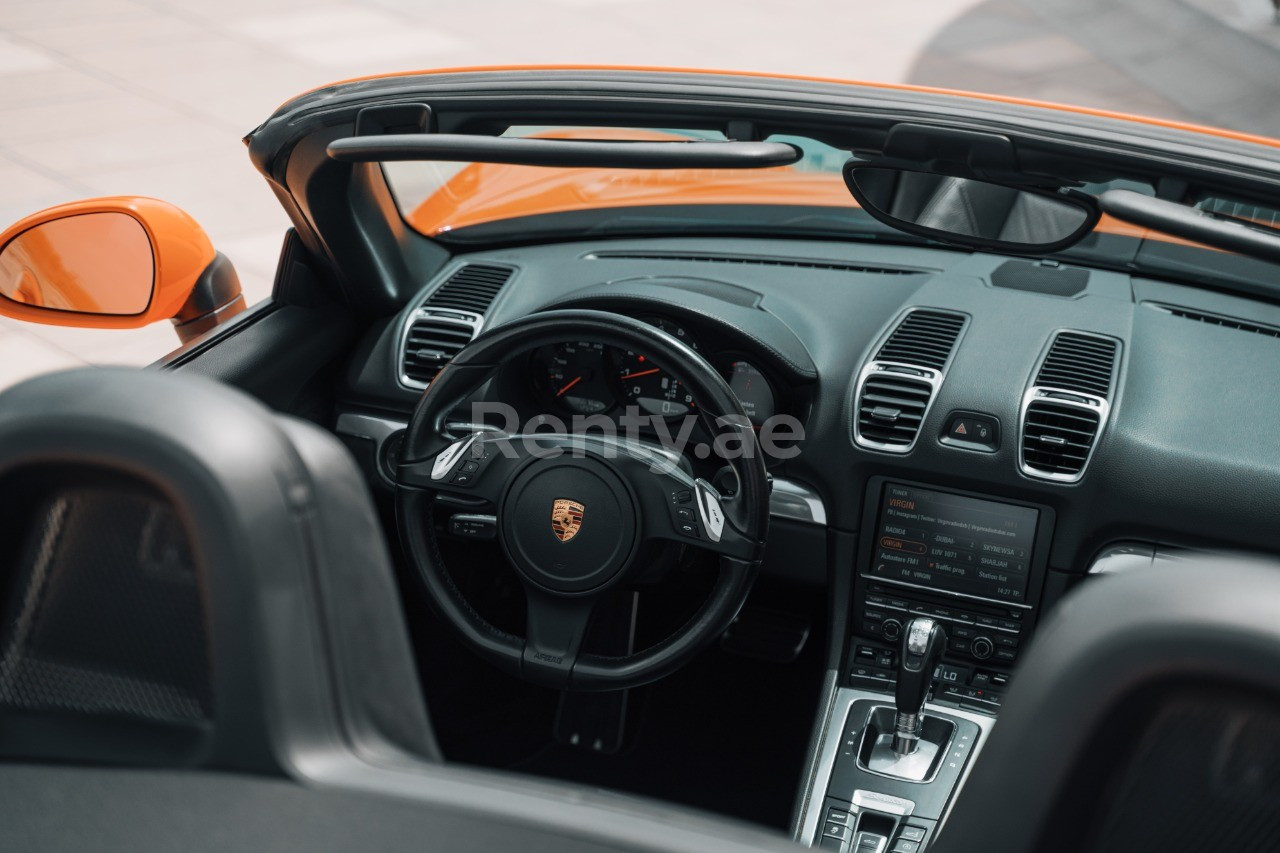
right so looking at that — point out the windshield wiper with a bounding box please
[327,134,802,169]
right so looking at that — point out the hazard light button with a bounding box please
[941,412,1000,452]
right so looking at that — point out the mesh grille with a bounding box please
[1083,691,1280,853]
[0,478,212,724]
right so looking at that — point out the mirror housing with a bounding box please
[844,164,1100,255]
[0,197,244,343]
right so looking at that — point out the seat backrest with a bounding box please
[0,367,802,853]
[936,557,1280,853]
[0,367,438,771]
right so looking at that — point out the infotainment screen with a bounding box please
[870,483,1040,605]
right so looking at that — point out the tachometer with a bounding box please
[530,341,613,415]
[613,318,698,418]
[613,350,696,418]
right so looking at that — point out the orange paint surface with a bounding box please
[0,197,217,329]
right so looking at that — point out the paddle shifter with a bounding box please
[892,617,947,756]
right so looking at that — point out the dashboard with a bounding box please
[336,234,1280,677]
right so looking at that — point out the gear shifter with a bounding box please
[892,617,947,756]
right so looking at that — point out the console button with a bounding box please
[934,663,968,686]
[971,671,992,687]
[949,638,971,656]
[950,624,975,640]
[823,823,849,841]
[891,839,921,853]
[971,636,995,661]
[995,647,1017,663]
[881,618,904,642]
[898,826,927,843]
[875,651,895,668]
[855,645,877,661]
[826,808,851,825]
[995,634,1019,649]
[871,668,895,682]
[997,619,1021,632]
[976,616,999,629]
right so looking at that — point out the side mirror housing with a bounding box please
[0,197,244,343]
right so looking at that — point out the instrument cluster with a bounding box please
[528,316,778,424]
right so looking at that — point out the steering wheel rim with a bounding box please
[395,309,770,691]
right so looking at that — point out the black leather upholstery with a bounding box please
[936,558,1280,853]
[0,367,798,853]
[0,366,437,771]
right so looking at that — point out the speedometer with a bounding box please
[530,341,613,415]
[613,349,696,418]
[613,319,698,419]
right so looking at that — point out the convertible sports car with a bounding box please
[1,67,1279,852]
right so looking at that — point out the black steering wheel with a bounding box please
[396,310,770,691]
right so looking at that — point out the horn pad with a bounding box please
[499,456,639,594]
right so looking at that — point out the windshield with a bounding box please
[381,123,1280,292]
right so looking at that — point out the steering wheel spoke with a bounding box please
[397,431,512,505]
[642,473,761,561]
[522,587,598,688]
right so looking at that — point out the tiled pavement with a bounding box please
[0,0,1277,390]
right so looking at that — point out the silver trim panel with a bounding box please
[797,685,996,847]
[859,573,1033,611]
[770,477,827,526]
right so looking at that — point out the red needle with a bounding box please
[619,367,661,381]
[556,376,583,397]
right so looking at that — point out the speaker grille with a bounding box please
[1082,690,1280,853]
[0,476,212,724]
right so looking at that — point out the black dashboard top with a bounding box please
[340,235,1280,575]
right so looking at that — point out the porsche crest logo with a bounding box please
[551,498,585,543]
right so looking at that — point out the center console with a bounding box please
[800,479,1055,850]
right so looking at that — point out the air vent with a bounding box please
[856,372,933,448]
[425,264,513,313]
[876,310,967,370]
[1020,331,1118,483]
[585,250,927,276]
[1148,302,1280,340]
[401,311,478,386]
[853,310,966,453]
[399,264,514,389]
[1021,401,1102,480]
[1034,332,1117,397]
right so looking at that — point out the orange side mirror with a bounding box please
[0,197,244,343]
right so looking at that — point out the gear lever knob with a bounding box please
[892,617,947,756]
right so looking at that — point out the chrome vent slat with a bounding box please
[398,263,516,389]
[1020,330,1118,483]
[854,309,967,453]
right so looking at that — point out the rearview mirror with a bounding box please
[844,166,1099,254]
[0,197,244,343]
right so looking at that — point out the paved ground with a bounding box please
[0,0,1277,389]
